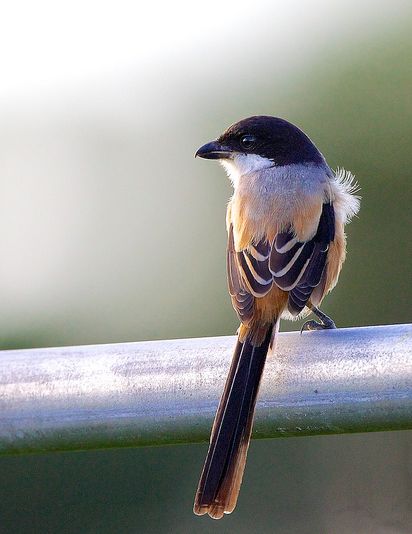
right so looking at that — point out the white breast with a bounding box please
[228,159,329,225]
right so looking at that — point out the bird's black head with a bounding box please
[196,116,325,167]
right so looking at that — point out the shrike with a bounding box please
[193,116,360,519]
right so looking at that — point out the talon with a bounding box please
[300,317,336,333]
[300,320,319,333]
[302,305,337,331]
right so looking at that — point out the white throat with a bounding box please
[220,153,275,188]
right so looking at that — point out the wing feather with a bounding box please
[287,203,335,315]
[227,225,255,324]
[227,203,336,322]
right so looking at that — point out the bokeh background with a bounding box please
[0,0,411,532]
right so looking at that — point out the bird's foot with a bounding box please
[300,306,336,333]
[300,319,335,332]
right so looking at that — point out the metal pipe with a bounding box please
[0,324,411,455]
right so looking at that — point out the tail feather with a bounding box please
[194,325,274,519]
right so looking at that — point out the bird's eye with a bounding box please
[240,134,257,150]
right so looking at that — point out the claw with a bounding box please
[300,314,336,334]
[300,320,322,333]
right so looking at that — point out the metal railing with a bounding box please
[0,324,411,455]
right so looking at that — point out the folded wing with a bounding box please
[227,203,335,322]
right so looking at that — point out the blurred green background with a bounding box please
[0,0,411,532]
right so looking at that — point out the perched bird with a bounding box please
[193,116,360,519]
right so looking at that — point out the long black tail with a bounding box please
[193,326,273,519]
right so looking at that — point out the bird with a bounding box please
[193,115,360,519]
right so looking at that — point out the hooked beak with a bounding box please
[195,140,233,160]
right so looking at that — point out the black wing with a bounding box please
[270,202,335,315]
[227,203,335,323]
[227,225,255,325]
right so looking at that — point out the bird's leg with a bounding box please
[301,304,336,332]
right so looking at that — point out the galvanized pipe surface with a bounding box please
[0,324,411,454]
